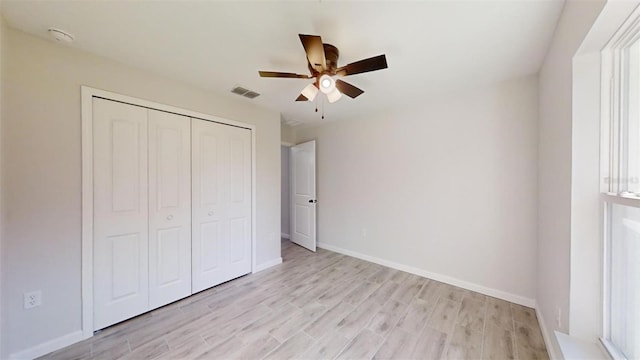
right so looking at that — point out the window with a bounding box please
[606,204,640,358]
[602,17,640,360]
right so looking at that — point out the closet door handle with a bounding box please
[208,211,214,216]
[166,215,173,221]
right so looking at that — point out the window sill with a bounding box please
[555,331,609,359]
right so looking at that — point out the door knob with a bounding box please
[166,215,173,221]
[308,199,317,203]
[208,211,214,216]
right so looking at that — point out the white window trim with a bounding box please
[600,6,640,358]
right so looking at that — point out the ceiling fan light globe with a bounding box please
[301,83,318,101]
[327,88,342,103]
[319,74,335,94]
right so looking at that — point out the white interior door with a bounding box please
[93,98,149,330]
[148,110,192,309]
[191,119,252,293]
[290,140,317,251]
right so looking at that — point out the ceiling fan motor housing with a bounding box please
[323,44,339,74]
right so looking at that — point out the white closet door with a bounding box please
[148,110,192,309]
[224,124,252,279]
[192,119,252,293]
[93,99,149,330]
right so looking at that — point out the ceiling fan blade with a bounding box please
[295,94,308,101]
[299,34,326,73]
[335,80,364,99]
[336,54,388,76]
[259,71,310,79]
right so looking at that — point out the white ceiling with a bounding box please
[0,0,564,126]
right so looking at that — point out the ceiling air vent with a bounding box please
[231,86,260,99]
[243,91,260,99]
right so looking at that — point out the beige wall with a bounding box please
[1,28,281,357]
[297,75,539,303]
[281,122,296,144]
[536,0,604,356]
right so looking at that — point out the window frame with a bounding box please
[600,10,640,359]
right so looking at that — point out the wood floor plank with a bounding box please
[157,335,209,360]
[389,270,412,284]
[290,280,337,308]
[194,335,245,359]
[427,297,462,335]
[514,321,549,360]
[512,304,539,328]
[336,297,382,339]
[417,279,443,304]
[396,298,434,334]
[119,337,169,360]
[343,281,382,306]
[483,323,516,360]
[373,327,419,360]
[127,308,206,350]
[235,302,299,342]
[263,331,315,360]
[411,326,448,360]
[367,281,401,306]
[317,280,358,307]
[486,297,514,331]
[368,267,396,284]
[200,304,272,346]
[439,283,467,302]
[40,240,548,360]
[304,301,355,339]
[336,329,384,360]
[302,332,351,359]
[456,297,486,332]
[445,324,483,360]
[393,276,427,304]
[367,299,409,337]
[461,289,487,302]
[269,302,327,342]
[91,338,130,360]
[232,333,281,360]
[37,341,92,360]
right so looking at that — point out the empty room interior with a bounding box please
[1,0,639,359]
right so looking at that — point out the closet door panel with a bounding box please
[148,110,192,309]
[192,119,227,292]
[93,98,149,331]
[192,119,251,293]
[225,126,252,274]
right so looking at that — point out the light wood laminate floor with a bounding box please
[41,240,549,360]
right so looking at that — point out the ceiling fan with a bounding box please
[259,34,388,104]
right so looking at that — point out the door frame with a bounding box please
[80,86,257,339]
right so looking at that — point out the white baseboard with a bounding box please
[254,257,283,273]
[281,233,290,239]
[535,304,562,360]
[9,330,84,360]
[317,241,536,308]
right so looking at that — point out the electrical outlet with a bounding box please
[556,307,562,328]
[24,290,42,309]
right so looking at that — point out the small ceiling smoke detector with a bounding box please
[47,28,74,44]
